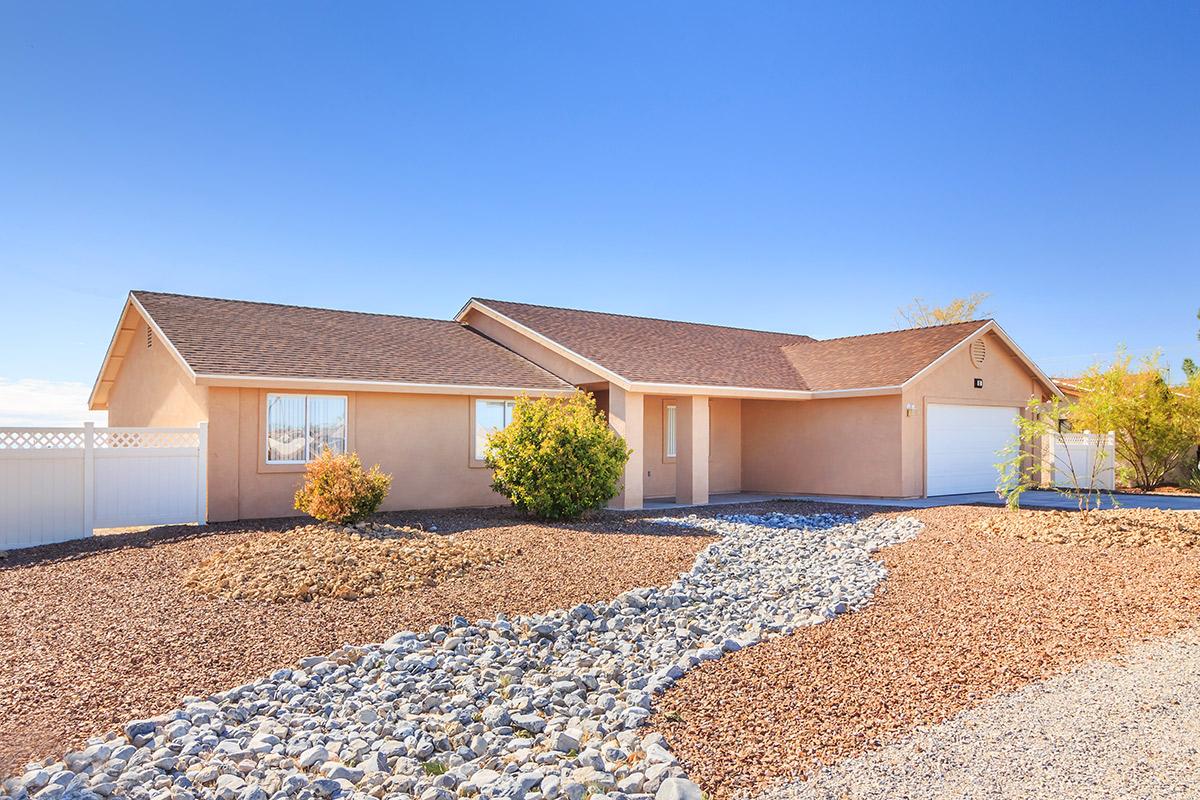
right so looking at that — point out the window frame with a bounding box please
[264,392,349,465]
[471,397,517,465]
[663,401,678,462]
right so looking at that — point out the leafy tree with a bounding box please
[485,391,631,520]
[1070,352,1200,490]
[897,292,990,327]
[996,397,1114,513]
[1182,307,1199,380]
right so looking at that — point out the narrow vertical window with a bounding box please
[266,394,347,463]
[475,399,516,461]
[665,404,677,459]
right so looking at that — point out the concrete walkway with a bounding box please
[644,491,1200,512]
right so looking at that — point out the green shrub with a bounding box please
[485,391,631,520]
[294,448,392,524]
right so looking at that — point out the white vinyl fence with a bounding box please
[0,423,207,550]
[1045,431,1116,491]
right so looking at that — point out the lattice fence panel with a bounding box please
[0,429,85,449]
[95,430,200,449]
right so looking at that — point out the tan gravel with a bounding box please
[184,522,508,601]
[980,507,1200,549]
[650,505,1200,799]
[0,506,715,775]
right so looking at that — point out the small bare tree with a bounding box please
[996,397,1115,514]
[897,292,990,328]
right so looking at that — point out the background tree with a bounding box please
[896,291,991,327]
[1182,308,1199,380]
[1070,352,1200,490]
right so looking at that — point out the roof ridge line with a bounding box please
[805,318,993,344]
[133,289,456,326]
[473,297,816,341]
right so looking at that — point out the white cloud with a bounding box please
[0,378,108,427]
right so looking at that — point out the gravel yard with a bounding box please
[650,505,1200,798]
[761,626,1200,800]
[0,506,716,777]
[185,522,510,602]
[1,508,914,800]
[980,506,1200,549]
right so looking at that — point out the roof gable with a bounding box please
[781,321,989,391]
[463,299,1014,394]
[466,299,816,391]
[91,292,573,408]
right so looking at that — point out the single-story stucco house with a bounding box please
[89,291,1062,521]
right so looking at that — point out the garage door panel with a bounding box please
[926,404,1019,496]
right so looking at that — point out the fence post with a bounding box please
[82,422,95,538]
[196,422,208,525]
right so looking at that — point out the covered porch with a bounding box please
[590,383,745,509]
[588,382,909,509]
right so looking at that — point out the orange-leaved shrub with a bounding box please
[294,448,392,525]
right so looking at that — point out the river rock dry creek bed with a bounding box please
[0,508,717,779]
[0,511,922,800]
[6,503,1200,800]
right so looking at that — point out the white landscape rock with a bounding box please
[0,511,921,800]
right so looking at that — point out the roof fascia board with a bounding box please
[195,374,576,397]
[88,298,148,410]
[899,320,1065,399]
[985,322,1066,399]
[88,299,131,409]
[457,300,633,390]
[899,321,994,390]
[130,293,199,382]
[624,381,902,399]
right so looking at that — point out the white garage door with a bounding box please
[926,403,1020,496]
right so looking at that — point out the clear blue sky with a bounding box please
[1,2,1198,422]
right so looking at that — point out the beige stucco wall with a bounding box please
[206,388,513,521]
[900,330,1046,496]
[639,395,741,499]
[106,316,208,427]
[710,398,742,494]
[742,395,903,497]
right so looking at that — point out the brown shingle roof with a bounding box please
[782,321,990,391]
[473,299,818,390]
[474,299,989,392]
[132,291,573,391]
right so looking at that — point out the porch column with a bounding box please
[607,384,644,510]
[676,395,710,505]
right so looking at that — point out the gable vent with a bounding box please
[970,338,986,367]
[146,327,153,349]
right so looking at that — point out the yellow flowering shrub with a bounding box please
[485,391,630,520]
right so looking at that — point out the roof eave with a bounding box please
[90,292,198,410]
[194,374,576,396]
